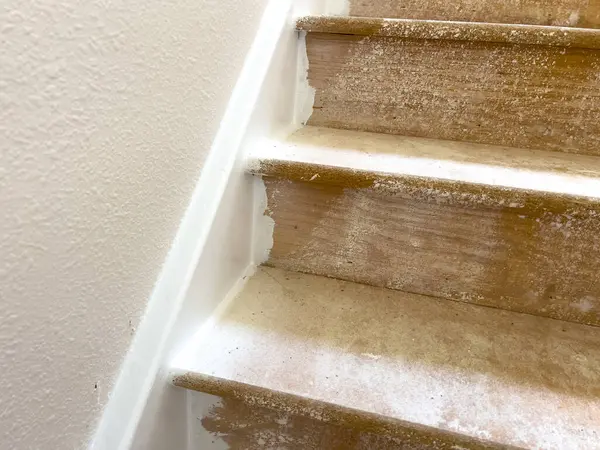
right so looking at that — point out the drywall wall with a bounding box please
[0,0,267,448]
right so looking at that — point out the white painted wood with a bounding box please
[187,392,229,450]
[294,0,350,15]
[89,0,304,448]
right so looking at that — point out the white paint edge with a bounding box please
[170,265,257,373]
[251,176,275,266]
[89,2,293,448]
[293,0,349,15]
[250,136,600,200]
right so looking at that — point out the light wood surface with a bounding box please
[306,32,600,155]
[349,0,600,28]
[297,16,600,49]
[261,170,600,326]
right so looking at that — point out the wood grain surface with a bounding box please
[306,32,600,155]
[263,175,600,326]
[296,16,600,49]
[349,0,600,28]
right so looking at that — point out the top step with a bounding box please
[297,17,600,156]
[347,0,600,28]
[297,16,600,49]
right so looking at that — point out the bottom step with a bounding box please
[172,267,600,449]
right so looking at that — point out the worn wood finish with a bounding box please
[175,267,600,449]
[349,0,600,28]
[253,126,600,182]
[261,172,600,326]
[179,377,497,450]
[297,16,600,49]
[189,394,443,450]
[306,32,600,155]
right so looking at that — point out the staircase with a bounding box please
[170,2,600,448]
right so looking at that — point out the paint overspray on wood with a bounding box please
[192,397,498,449]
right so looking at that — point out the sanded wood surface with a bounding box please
[306,32,600,155]
[174,267,600,449]
[297,16,600,49]
[349,0,600,28]
[261,171,600,326]
[185,392,451,450]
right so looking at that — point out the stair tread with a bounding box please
[301,24,600,155]
[250,126,600,200]
[172,267,600,449]
[296,16,600,49]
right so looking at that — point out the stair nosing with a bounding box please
[296,15,600,49]
[248,127,600,205]
[172,371,507,450]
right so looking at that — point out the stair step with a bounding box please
[297,16,600,48]
[298,16,600,156]
[348,0,600,28]
[249,126,600,326]
[172,267,600,449]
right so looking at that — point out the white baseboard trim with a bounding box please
[89,2,295,448]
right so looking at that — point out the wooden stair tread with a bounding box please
[172,267,600,449]
[250,126,600,200]
[297,16,600,49]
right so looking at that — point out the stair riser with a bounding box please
[177,376,501,450]
[349,0,600,28]
[306,33,600,156]
[195,396,422,450]
[261,171,600,326]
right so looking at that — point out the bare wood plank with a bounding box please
[349,0,600,28]
[263,175,600,327]
[296,16,600,49]
[176,376,496,450]
[306,33,600,155]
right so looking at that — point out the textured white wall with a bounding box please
[0,0,267,448]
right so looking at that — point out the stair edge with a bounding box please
[172,371,505,450]
[248,130,600,212]
[296,16,600,49]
